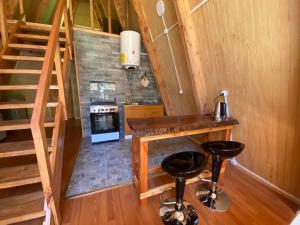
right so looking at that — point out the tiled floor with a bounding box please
[66,137,202,197]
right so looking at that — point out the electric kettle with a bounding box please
[212,93,227,121]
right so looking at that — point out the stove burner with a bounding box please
[90,102,118,113]
[90,101,117,106]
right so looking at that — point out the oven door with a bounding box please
[90,112,119,134]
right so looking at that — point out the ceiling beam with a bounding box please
[131,0,173,115]
[112,0,126,29]
[174,0,208,114]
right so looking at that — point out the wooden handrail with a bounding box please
[30,0,72,224]
[31,0,65,131]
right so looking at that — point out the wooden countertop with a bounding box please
[127,114,239,137]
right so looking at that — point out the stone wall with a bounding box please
[74,30,161,137]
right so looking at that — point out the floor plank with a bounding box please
[62,164,299,225]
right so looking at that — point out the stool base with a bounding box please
[196,184,230,212]
[160,198,198,225]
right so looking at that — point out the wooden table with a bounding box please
[127,114,239,205]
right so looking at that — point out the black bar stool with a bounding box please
[196,141,245,212]
[160,151,207,225]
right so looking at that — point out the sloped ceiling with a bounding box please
[6,0,58,24]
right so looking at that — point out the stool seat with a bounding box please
[201,141,245,159]
[196,140,245,211]
[161,151,207,179]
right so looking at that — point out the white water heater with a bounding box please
[120,31,141,69]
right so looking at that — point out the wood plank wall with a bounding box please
[130,0,300,200]
[188,0,300,199]
[131,0,199,115]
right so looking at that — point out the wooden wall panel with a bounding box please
[189,0,300,199]
[132,0,199,115]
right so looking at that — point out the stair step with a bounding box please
[0,139,52,158]
[0,69,57,75]
[2,55,64,62]
[14,33,66,42]
[0,164,41,189]
[20,23,66,34]
[8,43,66,52]
[0,101,58,109]
[0,85,59,90]
[0,191,45,224]
[2,55,44,61]
[0,119,55,132]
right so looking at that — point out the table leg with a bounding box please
[225,128,231,141]
[132,135,139,179]
[139,141,148,205]
[204,132,212,143]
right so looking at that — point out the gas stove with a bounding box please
[90,102,118,113]
[89,101,120,143]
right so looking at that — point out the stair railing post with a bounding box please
[54,42,67,120]
[31,125,61,225]
[50,102,64,209]
[18,0,26,21]
[63,3,73,59]
[0,0,8,47]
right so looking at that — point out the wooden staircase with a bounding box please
[0,0,72,224]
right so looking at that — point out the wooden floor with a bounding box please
[3,118,299,224]
[62,164,299,225]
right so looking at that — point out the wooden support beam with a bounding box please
[90,0,94,29]
[50,103,65,207]
[0,0,8,46]
[99,0,107,18]
[54,43,67,119]
[132,136,139,179]
[140,170,211,199]
[63,4,73,59]
[131,0,173,115]
[107,0,112,33]
[18,0,24,16]
[125,0,129,28]
[113,0,126,29]
[139,141,148,205]
[93,0,103,24]
[174,0,208,114]
[69,0,74,24]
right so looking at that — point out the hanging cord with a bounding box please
[190,0,209,14]
[147,0,210,94]
[161,15,183,94]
